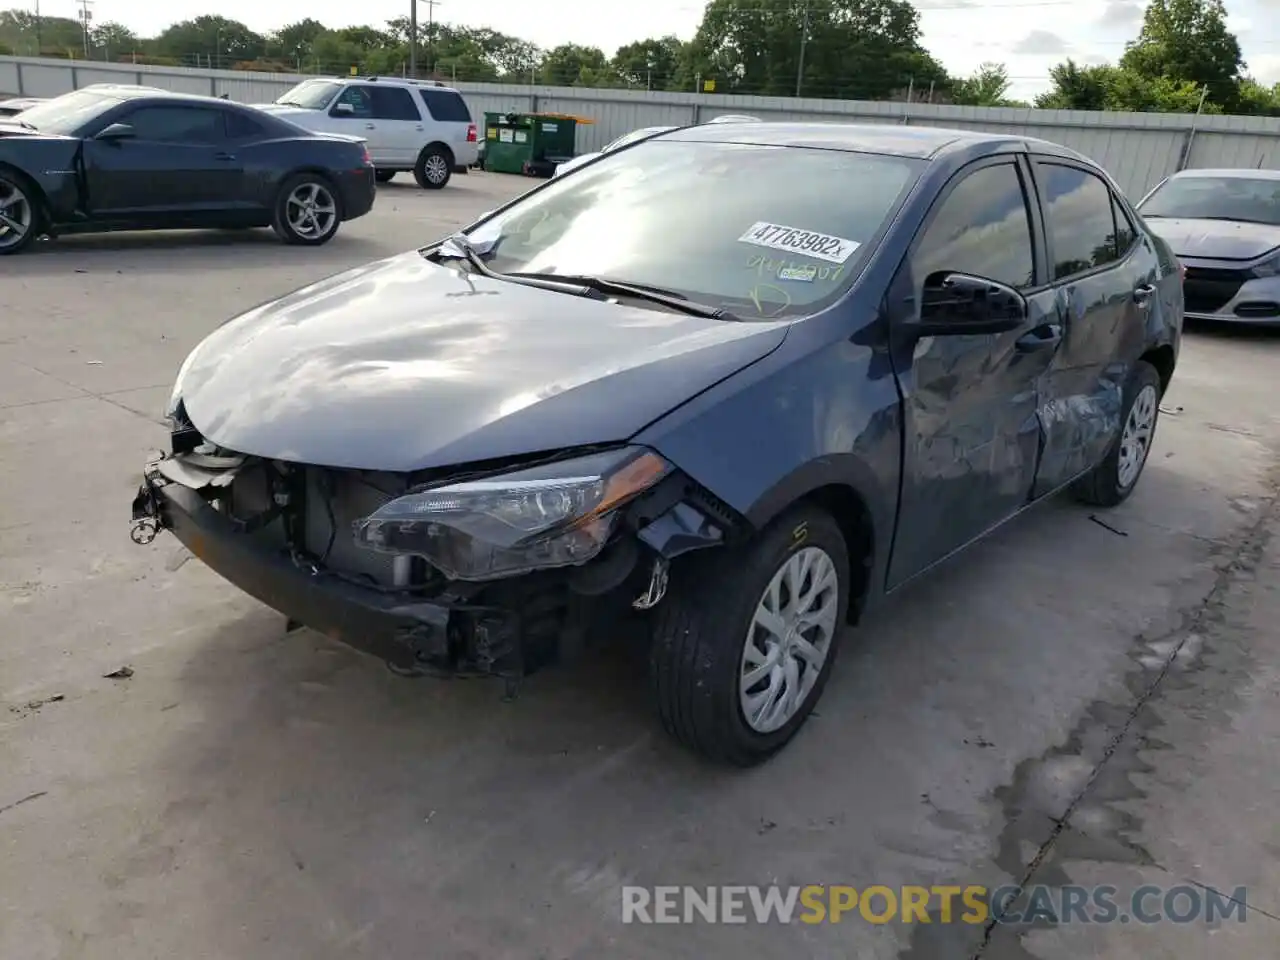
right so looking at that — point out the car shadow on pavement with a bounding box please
[8,230,387,275]
[121,442,1265,959]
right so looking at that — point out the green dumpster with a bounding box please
[482,111,592,177]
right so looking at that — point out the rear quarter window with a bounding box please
[419,89,472,123]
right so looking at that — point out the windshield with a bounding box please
[14,90,124,135]
[1139,175,1280,226]
[464,139,921,319]
[276,80,341,109]
[602,127,672,152]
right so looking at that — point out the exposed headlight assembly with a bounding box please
[352,446,672,581]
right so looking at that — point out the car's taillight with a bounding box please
[362,146,372,165]
[466,124,477,142]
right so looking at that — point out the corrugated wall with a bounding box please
[4,55,1279,197]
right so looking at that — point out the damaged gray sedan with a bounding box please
[131,122,1182,765]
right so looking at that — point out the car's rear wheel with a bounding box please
[414,145,452,190]
[649,505,850,766]
[375,169,396,183]
[271,174,342,246]
[0,168,43,255]
[1071,360,1162,507]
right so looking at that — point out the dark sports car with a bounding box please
[0,88,376,254]
[131,122,1182,765]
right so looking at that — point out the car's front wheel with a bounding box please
[1071,359,1163,507]
[649,505,850,766]
[271,174,342,246]
[0,168,43,255]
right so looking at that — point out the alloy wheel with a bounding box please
[0,178,33,251]
[285,182,337,240]
[739,545,840,734]
[1117,383,1158,490]
[424,154,449,184]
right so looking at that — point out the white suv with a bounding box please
[257,76,479,189]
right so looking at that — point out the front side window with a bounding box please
[119,106,225,144]
[14,91,124,136]
[912,162,1036,290]
[331,86,374,119]
[1039,163,1123,280]
[1138,175,1280,226]
[276,80,341,110]
[465,140,922,319]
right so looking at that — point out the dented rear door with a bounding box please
[1028,159,1150,496]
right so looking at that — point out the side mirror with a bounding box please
[96,122,135,141]
[911,271,1027,337]
[333,102,354,115]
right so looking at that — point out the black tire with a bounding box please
[375,169,396,183]
[649,504,851,766]
[1071,360,1163,507]
[270,173,343,246]
[0,167,45,255]
[414,145,452,190]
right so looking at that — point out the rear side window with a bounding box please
[369,86,421,121]
[913,162,1036,290]
[1039,163,1124,279]
[419,89,471,123]
[225,111,266,140]
[121,106,225,144]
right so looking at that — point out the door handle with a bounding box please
[1133,283,1156,305]
[365,123,376,130]
[214,152,236,161]
[415,125,424,131]
[1015,323,1063,352]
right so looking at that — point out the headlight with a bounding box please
[1253,252,1280,277]
[352,446,672,581]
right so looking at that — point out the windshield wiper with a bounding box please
[430,234,607,299]
[504,272,740,321]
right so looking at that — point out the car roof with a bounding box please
[1170,167,1280,181]
[660,121,1091,162]
[306,75,465,95]
[88,88,254,110]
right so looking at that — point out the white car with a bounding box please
[256,76,479,189]
[552,115,762,179]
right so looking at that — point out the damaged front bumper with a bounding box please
[130,448,739,682]
[133,462,454,673]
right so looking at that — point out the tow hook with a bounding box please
[130,516,160,545]
[129,464,164,546]
[632,556,670,611]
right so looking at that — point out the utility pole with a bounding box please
[795,0,809,98]
[423,0,441,77]
[34,0,42,54]
[76,0,92,58]
[409,0,416,76]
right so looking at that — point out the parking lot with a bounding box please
[2,170,1279,960]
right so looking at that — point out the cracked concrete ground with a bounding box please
[2,172,1279,959]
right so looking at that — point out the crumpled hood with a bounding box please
[178,252,790,472]
[1143,216,1280,261]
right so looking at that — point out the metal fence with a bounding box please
[3,54,1279,197]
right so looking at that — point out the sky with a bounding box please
[41,0,1280,101]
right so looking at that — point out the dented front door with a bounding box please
[885,156,1061,588]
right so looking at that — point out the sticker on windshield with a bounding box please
[738,222,860,264]
[777,264,817,282]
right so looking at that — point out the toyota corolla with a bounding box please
[131,122,1182,765]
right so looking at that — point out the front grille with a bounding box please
[1183,265,1247,315]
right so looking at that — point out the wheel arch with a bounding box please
[744,458,888,625]
[1139,343,1175,396]
[419,141,455,165]
[0,161,50,220]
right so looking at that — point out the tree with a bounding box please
[612,36,684,90]
[951,62,1016,106]
[91,22,139,59]
[1119,0,1242,110]
[1035,58,1219,113]
[539,43,610,86]
[269,19,328,64]
[0,9,83,55]
[684,0,948,100]
[153,16,265,66]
